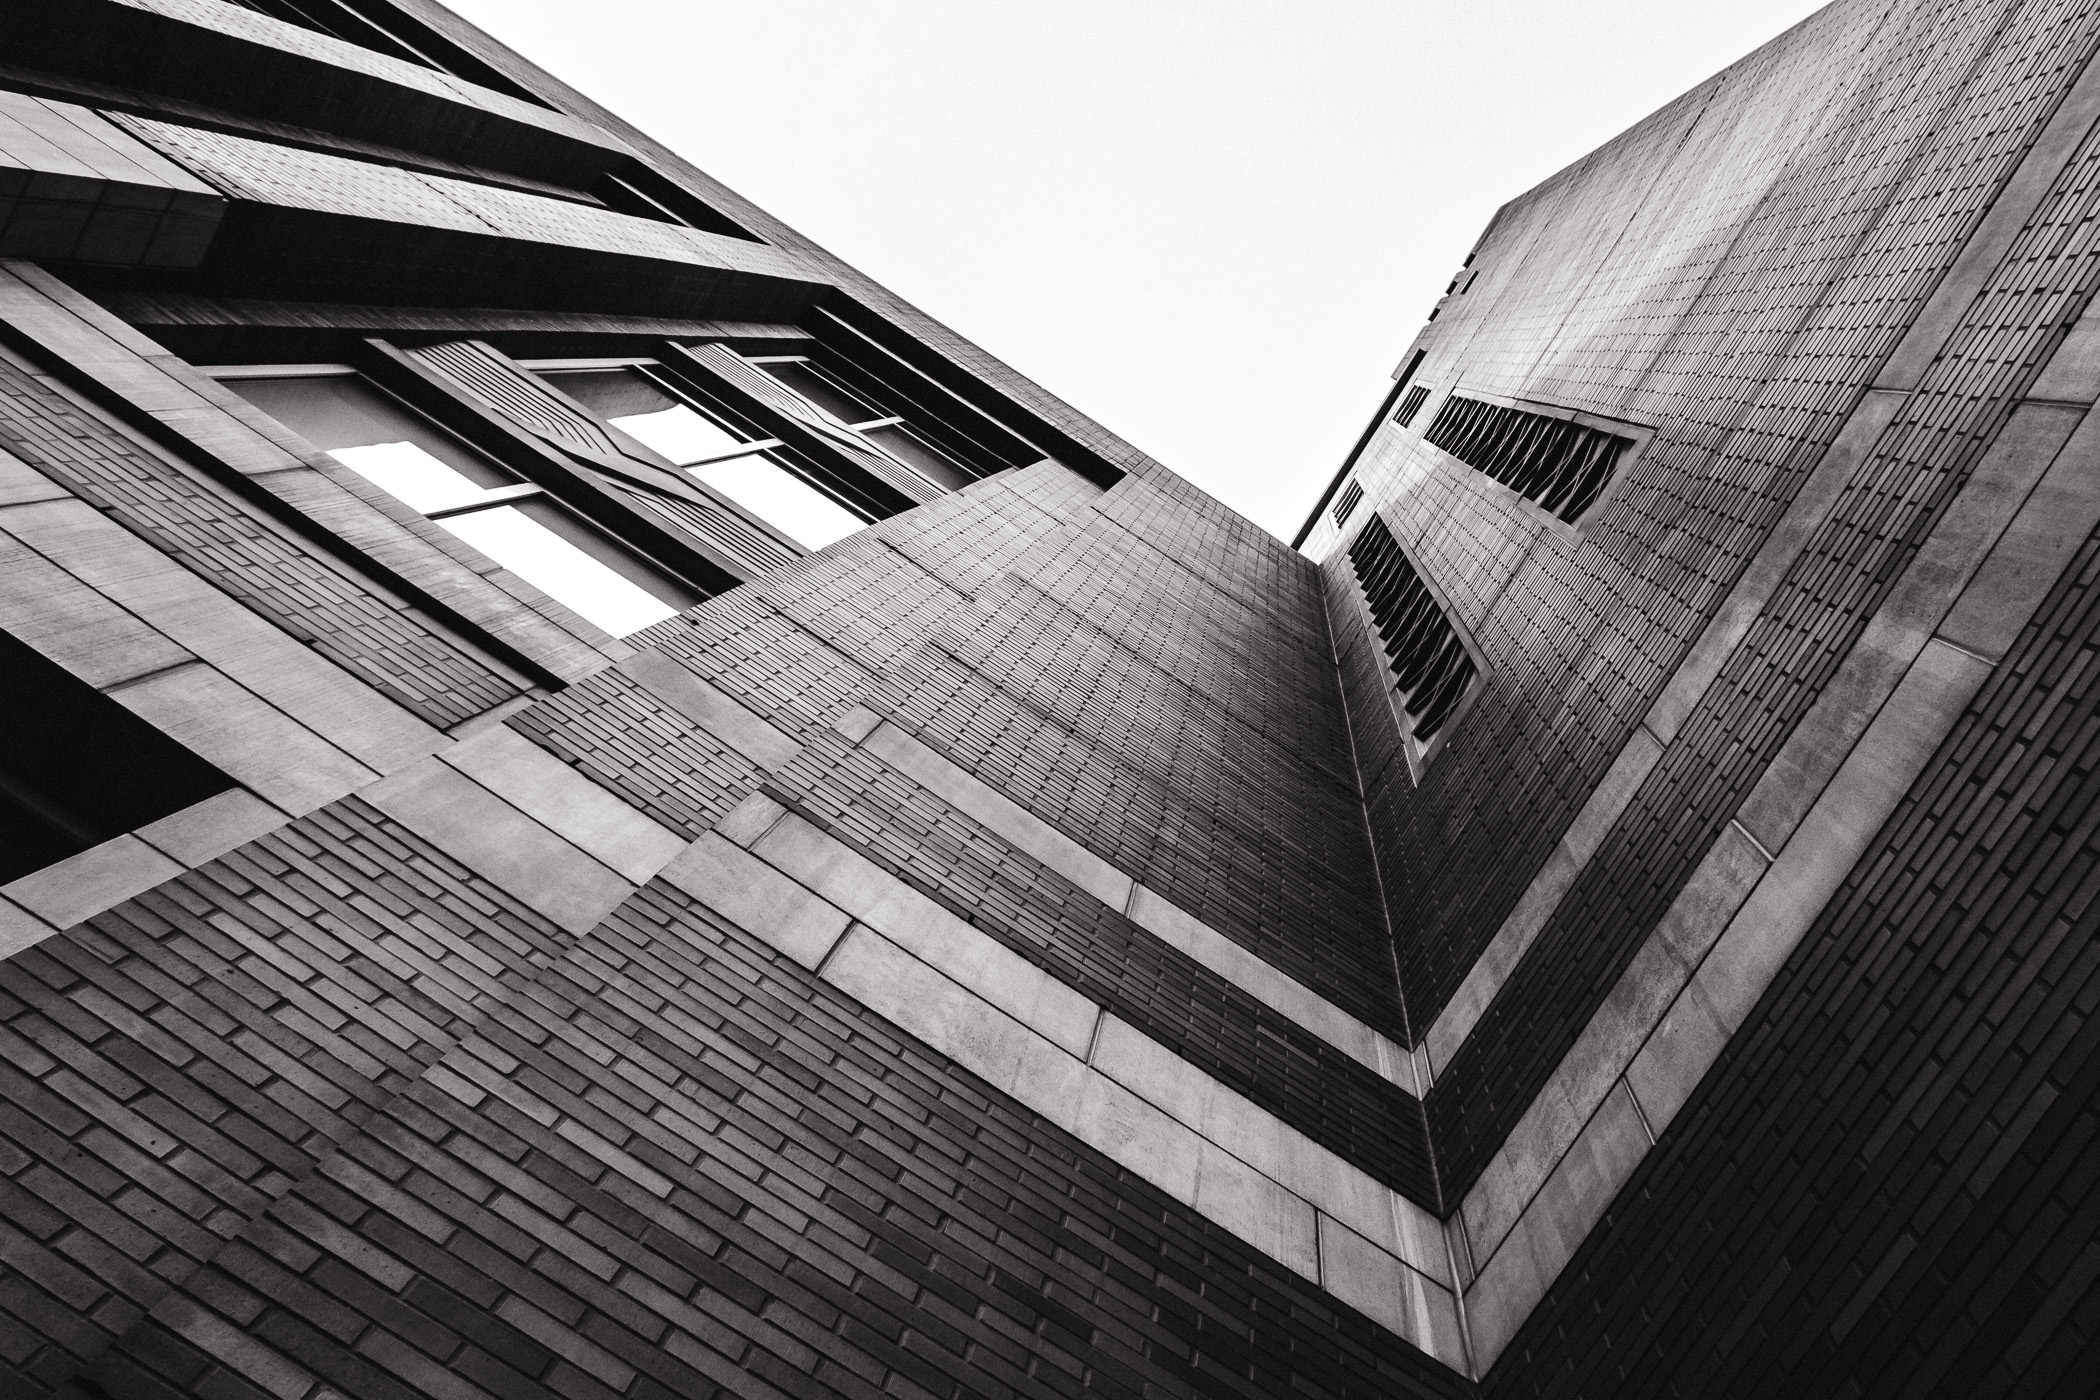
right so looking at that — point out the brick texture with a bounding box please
[0,341,527,727]
[1482,457,2100,1400]
[42,872,1470,1400]
[0,799,571,1393]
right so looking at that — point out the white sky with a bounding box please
[448,0,1831,541]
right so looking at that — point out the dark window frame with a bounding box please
[217,362,716,638]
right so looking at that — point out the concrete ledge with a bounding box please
[659,833,850,968]
[620,649,803,770]
[862,719,1134,908]
[1424,724,1663,1080]
[1461,635,1992,1373]
[1452,355,2080,1367]
[0,833,181,931]
[443,724,685,883]
[1939,399,2100,661]
[135,787,290,868]
[111,661,379,816]
[1461,820,1768,1266]
[3,496,447,777]
[1644,388,1911,745]
[679,800,1468,1372]
[363,758,635,935]
[845,715,1417,1085]
[1465,1083,1649,1368]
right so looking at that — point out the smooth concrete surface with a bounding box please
[362,757,635,935]
[440,724,685,883]
[8,497,447,776]
[111,661,380,815]
[752,813,1099,1059]
[1460,819,1767,1267]
[621,649,803,770]
[658,833,850,968]
[1465,1082,1650,1369]
[134,787,290,868]
[1940,398,2100,661]
[0,834,181,931]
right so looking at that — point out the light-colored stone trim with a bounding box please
[437,724,685,883]
[1413,383,1914,1080]
[1413,52,2100,1078]
[1423,722,1663,1080]
[0,261,622,684]
[620,650,802,771]
[671,802,1470,1372]
[361,738,686,937]
[1423,389,2095,1080]
[1871,44,2100,394]
[1463,636,1989,1369]
[836,707,1419,1089]
[1452,375,2100,1370]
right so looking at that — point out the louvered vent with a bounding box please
[1348,515,1477,747]
[1332,480,1364,526]
[1394,385,1431,428]
[410,341,623,459]
[1421,395,1632,523]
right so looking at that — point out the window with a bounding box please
[1348,515,1478,754]
[1394,385,1431,428]
[227,372,700,637]
[753,357,975,491]
[557,366,870,552]
[0,627,231,884]
[1422,395,1634,524]
[1332,479,1364,526]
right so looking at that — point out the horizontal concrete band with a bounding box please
[1418,383,1912,1082]
[1418,43,2100,1087]
[674,797,1469,1372]
[7,357,2085,1382]
[0,694,689,956]
[832,704,1421,1092]
[1450,361,2100,1369]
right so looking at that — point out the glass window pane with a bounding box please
[230,374,513,488]
[440,506,678,636]
[861,424,974,492]
[689,456,866,551]
[612,404,748,464]
[326,441,492,514]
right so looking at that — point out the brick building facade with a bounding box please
[0,1,2093,1396]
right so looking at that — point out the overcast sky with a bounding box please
[447,0,1830,541]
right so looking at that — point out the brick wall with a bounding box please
[1325,0,2100,1044]
[1481,451,2100,1400]
[88,882,1468,1400]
